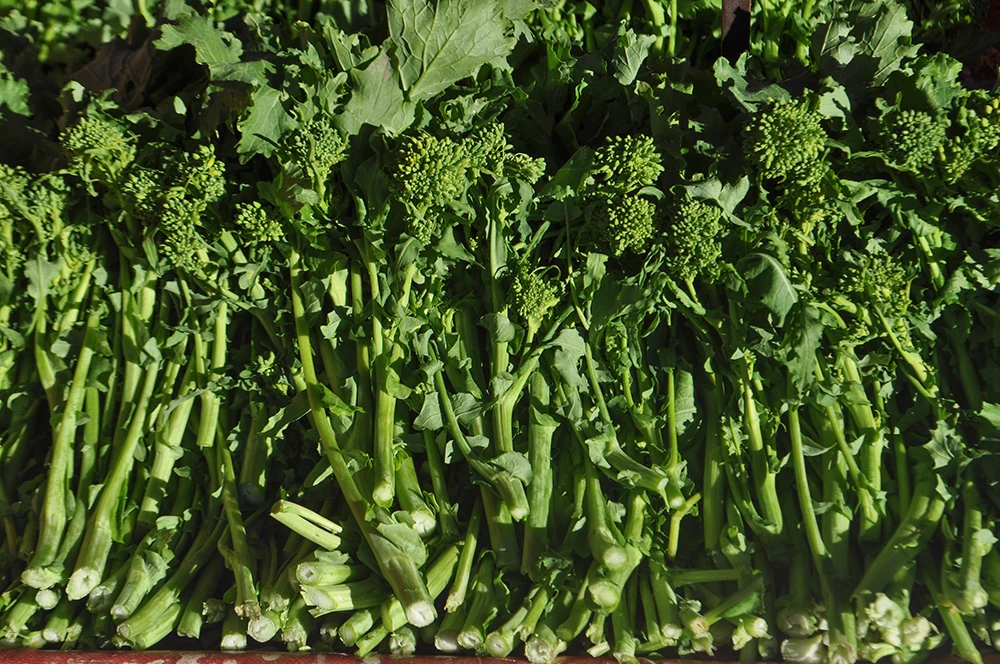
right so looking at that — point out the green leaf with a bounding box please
[414,393,444,431]
[480,313,516,345]
[387,0,517,101]
[782,303,824,397]
[673,368,697,436]
[0,60,30,116]
[375,521,427,567]
[978,403,1000,439]
[237,86,297,158]
[450,393,482,428]
[317,384,362,419]
[336,49,416,135]
[815,0,919,91]
[611,27,655,86]
[550,328,586,389]
[490,451,532,485]
[736,253,798,327]
[156,15,272,84]
[585,435,614,469]
[538,147,595,201]
[714,54,790,112]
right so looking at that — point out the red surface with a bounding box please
[0,653,361,664]
[0,654,997,664]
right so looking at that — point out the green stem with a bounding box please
[423,430,459,540]
[523,371,557,577]
[740,375,783,533]
[22,309,101,588]
[702,372,725,552]
[291,247,435,627]
[446,497,483,612]
[66,330,162,600]
[854,468,946,597]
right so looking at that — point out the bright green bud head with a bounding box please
[234,201,283,244]
[663,198,724,281]
[597,194,657,256]
[875,108,947,172]
[60,116,136,187]
[389,132,469,222]
[744,98,826,181]
[590,134,664,193]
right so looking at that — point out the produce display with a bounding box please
[1,0,1000,661]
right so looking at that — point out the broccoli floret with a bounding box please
[113,143,229,272]
[0,164,31,272]
[503,152,547,185]
[157,194,207,273]
[936,92,1000,183]
[280,118,348,198]
[840,250,910,317]
[170,145,227,203]
[464,124,547,184]
[873,108,948,172]
[589,135,664,194]
[744,98,826,181]
[234,201,283,245]
[60,115,136,190]
[595,194,658,256]
[388,132,471,243]
[119,166,161,223]
[241,350,292,397]
[466,124,511,174]
[662,198,724,282]
[511,264,561,342]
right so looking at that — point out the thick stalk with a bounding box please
[220,404,260,621]
[702,372,725,552]
[854,468,946,597]
[523,371,557,577]
[137,358,196,528]
[22,309,101,588]
[446,498,483,612]
[740,374,783,533]
[290,247,435,627]
[66,336,162,600]
[423,430,459,540]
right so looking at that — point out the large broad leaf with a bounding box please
[714,54,790,112]
[336,49,415,135]
[611,27,655,86]
[237,86,297,159]
[814,0,919,93]
[156,15,272,85]
[0,60,30,116]
[737,253,798,327]
[387,0,517,101]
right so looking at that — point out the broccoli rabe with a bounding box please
[578,135,664,256]
[873,107,948,172]
[744,98,827,181]
[234,201,283,245]
[839,250,910,318]
[466,123,510,174]
[503,152,547,185]
[388,132,470,243]
[511,264,561,344]
[588,135,664,195]
[60,115,136,190]
[0,165,29,274]
[662,198,724,283]
[595,194,657,257]
[937,92,1000,183]
[279,118,348,203]
[118,143,228,272]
